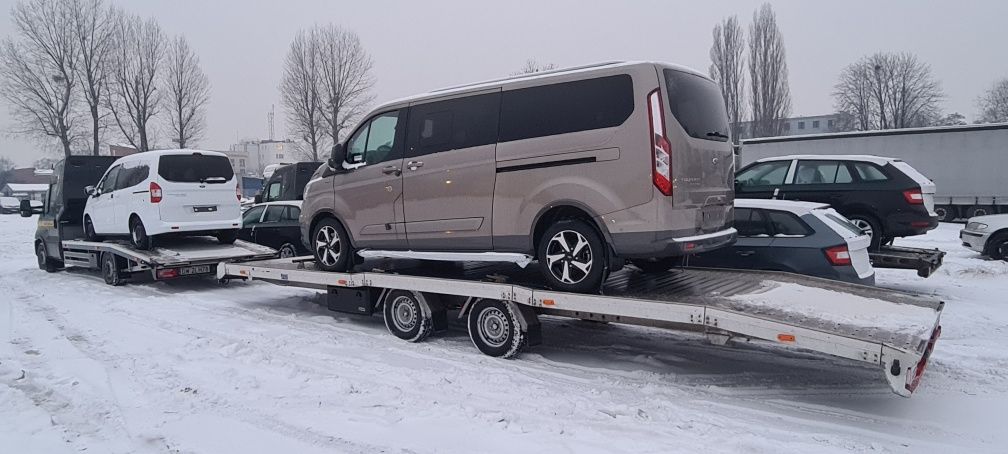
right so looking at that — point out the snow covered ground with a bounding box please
[1,215,1006,453]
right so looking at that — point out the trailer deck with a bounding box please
[218,257,943,397]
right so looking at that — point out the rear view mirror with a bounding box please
[327,143,345,170]
[19,199,32,217]
[253,193,262,204]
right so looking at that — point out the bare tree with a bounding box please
[280,28,326,161]
[163,35,210,148]
[709,15,745,140]
[977,78,1008,124]
[748,3,791,138]
[0,0,82,157]
[71,0,117,156]
[106,14,166,152]
[513,58,556,76]
[833,52,943,130]
[317,25,374,154]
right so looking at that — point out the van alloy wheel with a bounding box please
[545,230,593,285]
[315,225,341,266]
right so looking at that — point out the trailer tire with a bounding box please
[468,299,525,358]
[383,290,434,343]
[968,205,994,218]
[101,252,126,286]
[934,205,954,222]
[36,241,59,273]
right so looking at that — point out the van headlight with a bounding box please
[966,222,989,231]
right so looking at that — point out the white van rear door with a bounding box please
[156,153,240,223]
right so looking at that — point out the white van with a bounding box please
[83,150,242,249]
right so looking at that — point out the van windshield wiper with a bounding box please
[706,131,730,141]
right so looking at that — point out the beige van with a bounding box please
[301,61,737,292]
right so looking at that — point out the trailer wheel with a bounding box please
[101,252,125,286]
[934,205,954,222]
[36,241,58,273]
[382,290,434,342]
[467,299,525,358]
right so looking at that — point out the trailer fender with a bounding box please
[505,301,542,347]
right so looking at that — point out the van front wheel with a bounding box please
[537,219,606,293]
[312,218,352,272]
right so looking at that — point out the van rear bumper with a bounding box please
[613,227,737,258]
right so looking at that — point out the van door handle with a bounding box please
[736,250,756,257]
[406,160,424,170]
[382,165,401,176]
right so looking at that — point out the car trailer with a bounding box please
[61,237,277,286]
[217,258,943,397]
[869,245,946,278]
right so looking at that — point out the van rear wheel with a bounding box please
[216,229,238,245]
[537,219,606,293]
[130,217,152,250]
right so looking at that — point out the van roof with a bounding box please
[753,154,898,166]
[374,61,709,111]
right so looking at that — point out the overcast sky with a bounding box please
[1,0,1006,166]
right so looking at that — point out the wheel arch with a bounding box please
[530,201,613,254]
[985,228,1008,254]
[308,210,356,249]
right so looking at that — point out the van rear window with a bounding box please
[663,69,730,142]
[158,154,234,183]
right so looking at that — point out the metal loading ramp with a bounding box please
[218,258,943,397]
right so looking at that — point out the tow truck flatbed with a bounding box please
[218,258,943,397]
[62,237,276,284]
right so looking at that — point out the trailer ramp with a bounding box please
[218,258,943,397]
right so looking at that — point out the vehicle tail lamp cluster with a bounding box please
[647,89,673,196]
[824,245,852,266]
[150,182,162,203]
[902,189,924,205]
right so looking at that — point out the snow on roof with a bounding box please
[753,154,897,166]
[4,183,49,192]
[113,149,229,161]
[735,198,829,214]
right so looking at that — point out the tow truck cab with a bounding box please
[23,156,116,264]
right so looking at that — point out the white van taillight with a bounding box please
[236,182,241,201]
[824,245,851,266]
[647,89,673,196]
[903,188,924,205]
[150,182,163,203]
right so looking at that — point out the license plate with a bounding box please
[180,265,212,275]
[193,206,217,213]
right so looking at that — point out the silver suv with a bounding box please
[301,61,737,292]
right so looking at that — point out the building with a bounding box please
[738,113,854,139]
[109,144,138,157]
[2,183,49,201]
[227,139,298,178]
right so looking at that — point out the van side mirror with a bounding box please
[327,143,345,170]
[253,193,262,204]
[85,185,97,197]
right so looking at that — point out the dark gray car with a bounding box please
[681,199,875,285]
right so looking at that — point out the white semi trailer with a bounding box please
[740,123,1008,221]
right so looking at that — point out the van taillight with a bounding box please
[150,182,162,203]
[903,188,924,205]
[647,89,673,196]
[824,245,851,266]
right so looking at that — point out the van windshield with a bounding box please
[158,154,234,183]
[663,69,730,142]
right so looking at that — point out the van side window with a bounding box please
[99,165,121,193]
[115,163,149,190]
[406,92,500,158]
[498,75,633,142]
[853,162,888,182]
[346,110,403,165]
